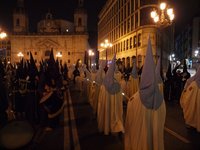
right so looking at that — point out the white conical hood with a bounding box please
[185,65,200,88]
[131,62,138,79]
[139,37,163,110]
[95,60,106,85]
[103,54,120,94]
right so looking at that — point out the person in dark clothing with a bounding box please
[73,66,80,84]
[164,62,173,101]
[170,64,182,102]
[0,61,8,127]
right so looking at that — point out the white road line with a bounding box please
[164,127,190,144]
[67,89,81,150]
[64,90,71,150]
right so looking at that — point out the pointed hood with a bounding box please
[103,54,120,94]
[29,51,38,79]
[139,37,163,110]
[131,62,138,79]
[185,66,200,88]
[95,60,106,85]
[155,57,163,84]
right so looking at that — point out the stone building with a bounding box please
[6,0,89,66]
[98,0,174,72]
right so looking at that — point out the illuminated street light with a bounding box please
[100,39,112,69]
[0,32,7,39]
[17,52,24,61]
[150,2,175,77]
[56,52,62,64]
[151,2,174,26]
[88,49,94,69]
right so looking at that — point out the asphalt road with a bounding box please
[1,81,200,150]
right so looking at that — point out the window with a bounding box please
[126,39,129,50]
[134,36,137,47]
[68,52,70,55]
[138,34,141,47]
[35,52,37,55]
[45,50,51,56]
[16,18,20,26]
[68,59,70,63]
[78,18,82,26]
[130,37,133,49]
[27,52,29,55]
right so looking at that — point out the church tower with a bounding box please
[74,0,87,32]
[13,0,29,33]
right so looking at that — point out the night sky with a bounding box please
[0,0,200,48]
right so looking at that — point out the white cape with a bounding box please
[180,81,200,132]
[125,91,166,150]
[97,85,124,135]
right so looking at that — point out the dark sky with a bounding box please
[0,0,200,47]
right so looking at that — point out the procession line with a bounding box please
[67,89,81,150]
[164,127,190,144]
[64,90,71,150]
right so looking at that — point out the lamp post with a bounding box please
[17,52,24,61]
[88,49,94,69]
[150,2,175,78]
[0,30,7,61]
[56,52,62,64]
[100,39,112,69]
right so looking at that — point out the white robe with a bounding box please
[180,81,200,132]
[125,91,166,150]
[127,76,139,98]
[97,85,124,135]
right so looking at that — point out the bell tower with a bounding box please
[74,0,87,32]
[13,0,29,33]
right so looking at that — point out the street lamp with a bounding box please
[100,39,112,68]
[17,52,24,61]
[56,52,62,64]
[150,2,175,78]
[88,49,94,69]
[0,32,7,39]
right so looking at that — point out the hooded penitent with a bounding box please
[139,38,163,110]
[103,54,120,94]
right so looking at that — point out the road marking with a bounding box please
[164,127,190,144]
[64,90,71,150]
[67,89,81,150]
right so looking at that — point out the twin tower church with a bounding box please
[7,0,89,65]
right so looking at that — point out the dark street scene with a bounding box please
[0,0,200,149]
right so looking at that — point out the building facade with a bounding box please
[98,0,174,72]
[175,17,200,69]
[2,0,89,66]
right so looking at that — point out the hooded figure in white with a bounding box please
[180,66,200,132]
[125,37,166,150]
[89,60,106,113]
[128,61,139,98]
[97,54,124,135]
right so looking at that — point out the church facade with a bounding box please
[9,0,89,66]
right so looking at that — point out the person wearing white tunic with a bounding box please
[90,60,106,114]
[125,37,166,150]
[97,54,124,135]
[128,62,139,98]
[180,66,200,132]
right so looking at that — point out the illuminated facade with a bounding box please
[98,0,174,71]
[4,0,89,66]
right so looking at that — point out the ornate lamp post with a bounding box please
[88,49,94,69]
[100,39,112,69]
[150,2,175,78]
